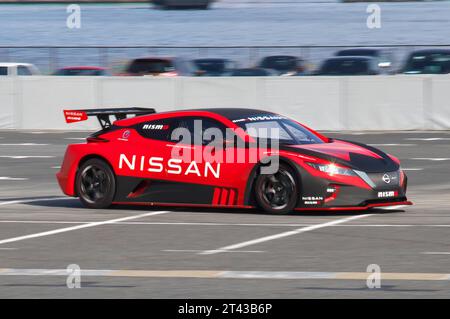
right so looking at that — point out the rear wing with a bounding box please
[63,107,156,129]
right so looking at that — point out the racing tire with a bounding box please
[254,163,298,214]
[75,158,116,209]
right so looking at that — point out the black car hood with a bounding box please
[281,139,399,173]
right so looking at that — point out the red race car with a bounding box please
[57,108,411,214]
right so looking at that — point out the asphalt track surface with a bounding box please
[0,130,449,298]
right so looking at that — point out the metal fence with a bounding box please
[1,44,449,74]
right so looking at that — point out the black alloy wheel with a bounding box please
[254,163,298,214]
[76,158,116,209]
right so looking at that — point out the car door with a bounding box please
[113,117,183,203]
[124,116,225,204]
[163,116,224,185]
[165,115,253,206]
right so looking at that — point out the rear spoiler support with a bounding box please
[63,107,156,129]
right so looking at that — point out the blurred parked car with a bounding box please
[192,58,237,76]
[53,66,109,76]
[119,57,198,76]
[315,56,381,76]
[335,48,393,70]
[258,55,306,76]
[228,68,276,76]
[152,0,212,10]
[402,49,450,74]
[0,63,40,76]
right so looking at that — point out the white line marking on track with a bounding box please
[411,158,450,161]
[0,221,312,227]
[0,177,28,181]
[162,250,265,253]
[51,166,61,169]
[199,214,371,255]
[0,248,17,250]
[0,197,70,206]
[0,143,49,146]
[0,220,450,228]
[422,252,450,255]
[0,211,170,246]
[406,138,450,141]
[402,168,423,171]
[344,132,366,135]
[64,138,85,140]
[368,144,416,146]
[0,156,55,159]
[0,269,448,281]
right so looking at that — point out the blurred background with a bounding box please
[1,0,450,131]
[0,0,449,75]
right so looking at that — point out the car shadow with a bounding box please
[16,196,406,217]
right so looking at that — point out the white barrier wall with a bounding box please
[1,75,450,131]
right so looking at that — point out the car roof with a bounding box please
[59,66,106,70]
[190,108,276,120]
[325,56,374,61]
[194,58,230,62]
[337,48,381,53]
[116,108,277,126]
[261,55,298,59]
[409,49,450,55]
[131,57,175,61]
[0,63,34,67]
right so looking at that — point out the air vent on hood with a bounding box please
[349,153,396,173]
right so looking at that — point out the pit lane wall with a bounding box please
[1,75,450,131]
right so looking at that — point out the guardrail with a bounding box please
[1,75,449,131]
[1,44,450,74]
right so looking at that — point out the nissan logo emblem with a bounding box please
[382,174,391,184]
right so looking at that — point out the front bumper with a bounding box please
[294,164,411,210]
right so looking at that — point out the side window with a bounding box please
[135,119,173,141]
[283,122,315,143]
[17,66,32,76]
[0,67,7,76]
[168,117,227,146]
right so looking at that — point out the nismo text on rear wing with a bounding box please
[63,107,156,129]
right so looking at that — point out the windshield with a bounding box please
[194,60,230,73]
[127,59,174,74]
[231,68,269,76]
[54,68,105,76]
[336,49,378,57]
[260,56,298,71]
[319,58,371,75]
[404,52,450,74]
[233,116,324,145]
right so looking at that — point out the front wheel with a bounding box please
[75,158,116,209]
[253,164,299,214]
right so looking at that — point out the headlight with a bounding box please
[306,163,356,176]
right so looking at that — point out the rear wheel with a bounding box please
[254,164,298,214]
[75,158,116,209]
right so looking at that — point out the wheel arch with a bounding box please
[77,154,112,169]
[74,154,115,197]
[243,156,303,206]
